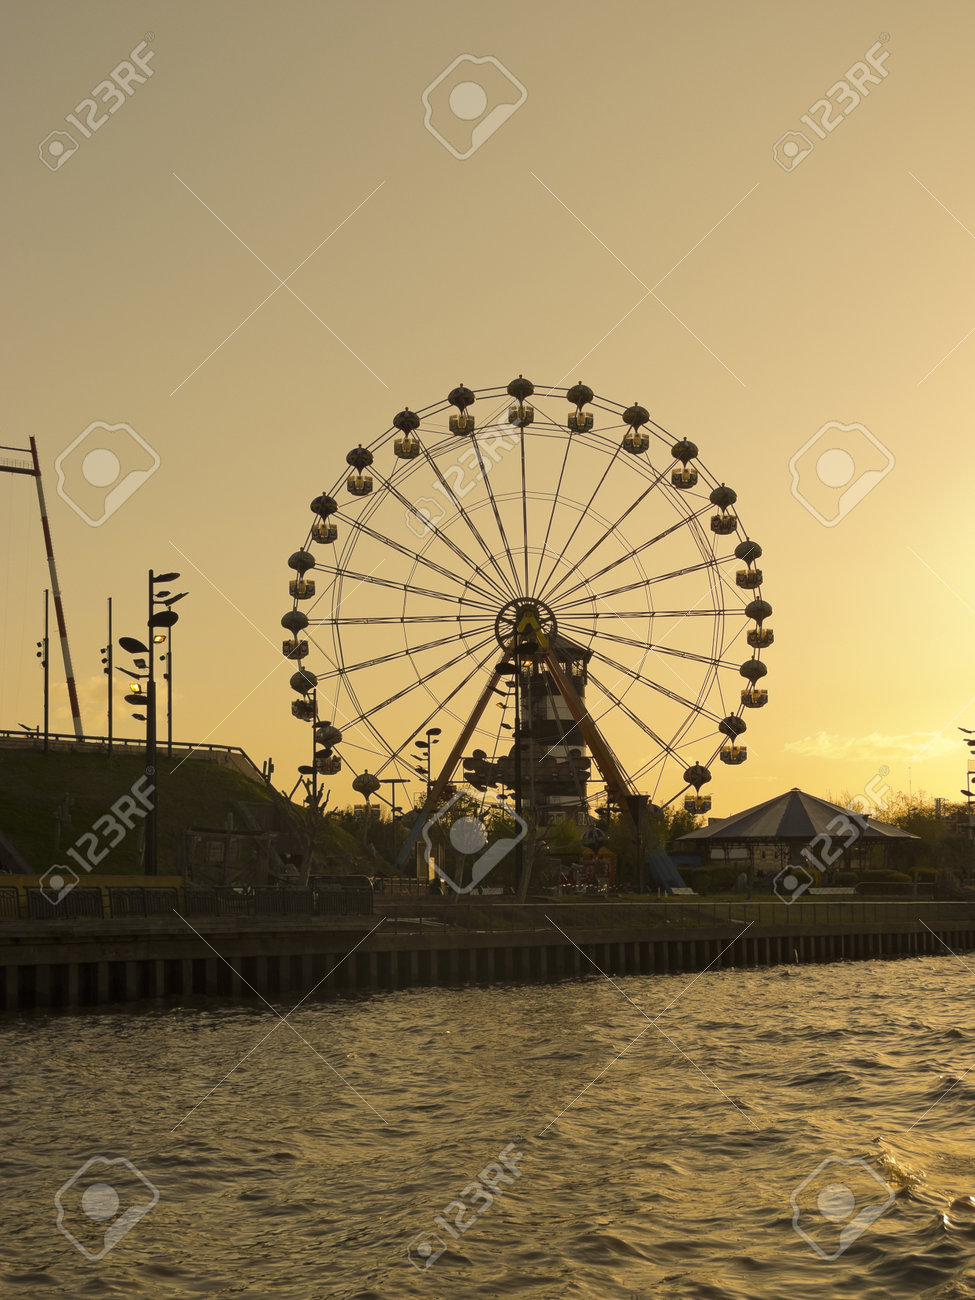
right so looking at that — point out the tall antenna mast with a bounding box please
[0,439,84,739]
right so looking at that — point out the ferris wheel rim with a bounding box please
[285,377,770,813]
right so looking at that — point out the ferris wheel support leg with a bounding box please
[393,669,506,874]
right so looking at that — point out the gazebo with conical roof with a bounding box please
[675,786,918,876]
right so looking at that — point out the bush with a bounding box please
[702,866,741,893]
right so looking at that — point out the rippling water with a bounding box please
[3,955,975,1298]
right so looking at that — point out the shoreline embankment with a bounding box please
[2,901,972,1012]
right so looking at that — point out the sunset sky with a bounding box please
[3,2,974,821]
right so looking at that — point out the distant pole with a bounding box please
[106,597,113,755]
[514,649,524,887]
[635,798,643,893]
[29,438,83,739]
[311,688,319,811]
[145,569,158,876]
[44,589,49,751]
[166,621,173,758]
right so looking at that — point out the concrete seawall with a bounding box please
[1,914,971,1012]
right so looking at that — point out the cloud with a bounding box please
[784,730,958,761]
[53,674,109,726]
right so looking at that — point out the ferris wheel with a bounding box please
[280,376,771,844]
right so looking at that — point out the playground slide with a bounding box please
[645,847,689,893]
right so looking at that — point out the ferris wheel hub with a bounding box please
[494,597,558,652]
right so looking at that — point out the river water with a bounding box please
[3,954,975,1299]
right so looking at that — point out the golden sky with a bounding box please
[3,1,973,820]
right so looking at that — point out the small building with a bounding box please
[675,787,918,878]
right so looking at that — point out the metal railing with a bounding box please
[26,887,105,920]
[108,887,180,918]
[375,898,975,934]
[182,887,373,918]
[0,730,265,777]
[4,884,373,922]
[5,891,975,930]
[0,887,21,919]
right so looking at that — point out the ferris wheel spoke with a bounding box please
[541,462,679,603]
[336,506,506,606]
[334,629,498,732]
[468,439,522,592]
[312,565,500,613]
[321,659,400,767]
[417,441,517,599]
[629,733,725,789]
[583,607,742,619]
[316,614,496,625]
[531,422,573,597]
[534,439,624,599]
[558,557,724,610]
[519,429,531,595]
[315,625,497,681]
[586,667,686,764]
[369,643,509,779]
[548,506,712,606]
[375,639,508,779]
[558,619,740,671]
[589,646,720,722]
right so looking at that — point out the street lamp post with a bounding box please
[380,777,411,811]
[379,776,411,859]
[150,578,188,760]
[410,727,441,884]
[161,621,174,757]
[100,597,114,755]
[413,727,442,796]
[118,570,186,876]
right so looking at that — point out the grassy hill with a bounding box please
[0,746,392,877]
[0,748,283,874]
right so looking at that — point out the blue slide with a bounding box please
[644,847,689,893]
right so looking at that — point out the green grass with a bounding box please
[0,749,280,874]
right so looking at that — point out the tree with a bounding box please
[831,787,975,881]
[599,801,704,890]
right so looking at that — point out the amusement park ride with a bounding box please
[281,376,772,886]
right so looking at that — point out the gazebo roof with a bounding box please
[675,787,919,844]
